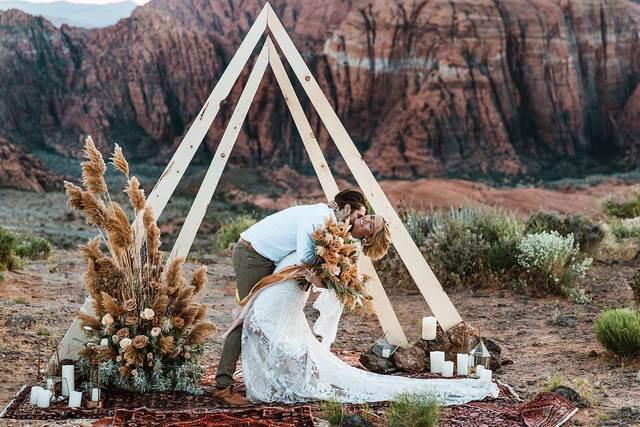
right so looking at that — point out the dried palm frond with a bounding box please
[186,322,215,346]
[189,266,207,295]
[143,206,161,263]
[77,311,102,331]
[106,202,133,249]
[111,143,129,177]
[100,291,124,316]
[151,295,170,318]
[81,136,107,195]
[159,335,175,355]
[125,176,145,212]
[194,305,208,323]
[164,257,185,294]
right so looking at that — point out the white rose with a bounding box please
[141,308,155,320]
[112,335,120,345]
[101,314,114,326]
[100,338,109,346]
[150,327,161,337]
[119,337,132,349]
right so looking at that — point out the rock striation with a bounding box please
[0,0,638,180]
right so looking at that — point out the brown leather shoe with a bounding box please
[212,386,251,407]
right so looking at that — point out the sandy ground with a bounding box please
[0,250,638,426]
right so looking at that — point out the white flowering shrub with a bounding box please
[517,231,592,294]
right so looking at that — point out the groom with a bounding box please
[214,189,374,406]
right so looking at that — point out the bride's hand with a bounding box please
[304,268,325,289]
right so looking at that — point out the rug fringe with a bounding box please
[556,407,579,427]
[497,379,522,402]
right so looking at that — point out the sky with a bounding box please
[9,0,151,4]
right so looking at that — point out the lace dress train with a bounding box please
[241,253,499,404]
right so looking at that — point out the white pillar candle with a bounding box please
[381,348,391,358]
[442,361,454,377]
[456,354,469,376]
[480,369,492,382]
[46,378,54,391]
[61,365,75,397]
[475,365,484,378]
[30,386,43,405]
[429,351,445,374]
[36,390,52,408]
[421,316,437,340]
[91,388,100,401]
[68,390,82,408]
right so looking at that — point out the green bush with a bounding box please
[0,227,20,271]
[525,211,604,253]
[609,217,640,241]
[386,392,441,427]
[602,192,640,219]
[595,309,640,357]
[319,398,345,426]
[15,236,52,259]
[516,231,592,294]
[214,215,257,252]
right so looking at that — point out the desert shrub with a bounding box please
[320,398,345,425]
[386,392,441,427]
[525,211,604,253]
[214,215,256,252]
[15,235,52,259]
[595,309,640,357]
[602,192,640,219]
[594,223,640,262]
[609,217,640,241]
[0,227,19,271]
[629,271,640,307]
[516,231,592,294]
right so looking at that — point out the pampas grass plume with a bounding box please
[189,266,207,294]
[111,143,129,177]
[81,136,107,195]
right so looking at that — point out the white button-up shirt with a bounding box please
[240,203,336,263]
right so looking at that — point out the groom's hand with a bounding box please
[304,268,325,289]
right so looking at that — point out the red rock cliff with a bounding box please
[0,0,638,180]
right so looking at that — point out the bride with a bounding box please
[237,215,500,405]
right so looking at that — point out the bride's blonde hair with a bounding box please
[362,216,391,260]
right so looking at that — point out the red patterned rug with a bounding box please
[1,350,577,426]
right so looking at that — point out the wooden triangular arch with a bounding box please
[55,3,462,362]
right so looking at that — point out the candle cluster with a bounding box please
[29,364,102,410]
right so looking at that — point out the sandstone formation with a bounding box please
[0,0,638,180]
[0,138,63,192]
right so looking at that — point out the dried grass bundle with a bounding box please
[143,206,161,264]
[187,322,216,346]
[159,335,175,355]
[106,202,133,249]
[164,257,185,295]
[80,236,103,261]
[151,294,170,318]
[111,144,129,177]
[189,266,207,294]
[81,136,107,195]
[194,305,208,323]
[173,288,194,314]
[96,345,117,362]
[100,291,124,316]
[125,176,145,212]
[180,305,198,326]
[77,311,101,330]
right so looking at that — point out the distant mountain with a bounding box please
[0,0,136,28]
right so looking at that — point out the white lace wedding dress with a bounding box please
[241,252,500,404]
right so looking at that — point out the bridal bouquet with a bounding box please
[303,218,373,311]
[65,136,215,394]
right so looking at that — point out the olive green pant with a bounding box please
[215,242,274,389]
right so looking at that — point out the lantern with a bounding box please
[469,339,491,370]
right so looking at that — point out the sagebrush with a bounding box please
[595,309,640,357]
[386,392,441,427]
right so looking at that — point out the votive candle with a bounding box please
[475,365,485,378]
[30,386,43,405]
[456,354,469,376]
[36,390,52,408]
[381,348,391,358]
[480,369,493,382]
[68,390,82,408]
[91,388,100,401]
[430,351,445,374]
[421,316,437,340]
[442,361,454,377]
[61,365,74,397]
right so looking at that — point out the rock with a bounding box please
[415,325,452,353]
[589,350,599,357]
[391,346,428,372]
[342,414,374,427]
[0,0,639,179]
[552,386,590,408]
[0,139,63,193]
[359,351,396,374]
[5,314,35,328]
[548,316,577,328]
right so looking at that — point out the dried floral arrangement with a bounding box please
[303,218,373,311]
[64,136,215,393]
